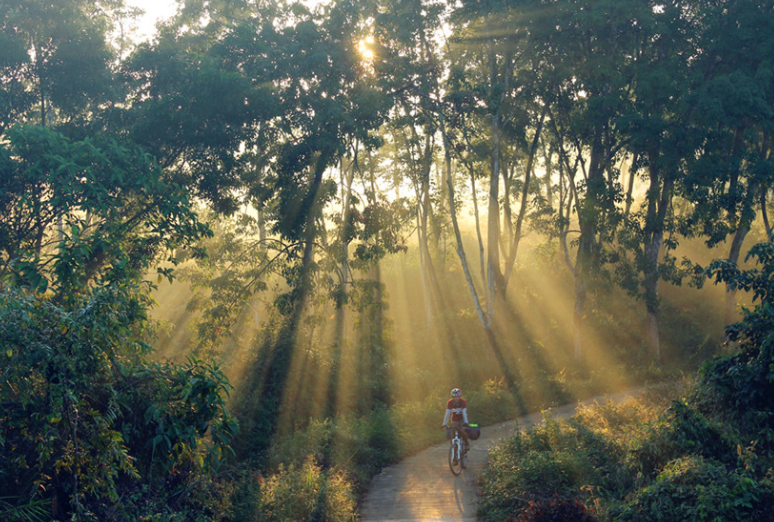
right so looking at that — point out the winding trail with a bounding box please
[358,390,640,522]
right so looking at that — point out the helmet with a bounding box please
[451,388,462,397]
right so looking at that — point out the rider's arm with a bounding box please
[442,409,451,426]
[462,407,469,425]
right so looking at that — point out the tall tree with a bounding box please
[682,0,774,326]
[532,0,638,358]
[0,0,119,129]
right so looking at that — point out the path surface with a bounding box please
[358,390,640,522]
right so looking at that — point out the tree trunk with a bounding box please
[487,113,503,321]
[543,141,554,208]
[442,124,489,329]
[725,225,749,325]
[469,165,486,285]
[572,136,604,360]
[419,137,439,327]
[644,228,663,361]
[340,160,355,289]
[642,146,672,362]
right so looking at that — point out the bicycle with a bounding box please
[445,424,468,475]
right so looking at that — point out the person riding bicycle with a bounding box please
[442,387,470,450]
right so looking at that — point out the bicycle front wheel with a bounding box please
[448,442,462,475]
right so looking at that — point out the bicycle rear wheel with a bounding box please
[448,442,462,475]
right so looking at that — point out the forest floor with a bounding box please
[358,388,642,522]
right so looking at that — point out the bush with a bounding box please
[477,414,626,522]
[627,397,736,481]
[265,406,399,494]
[615,455,774,522]
[0,286,236,521]
[255,458,356,522]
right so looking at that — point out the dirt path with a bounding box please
[358,390,640,522]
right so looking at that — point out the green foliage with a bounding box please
[627,398,736,482]
[703,240,774,461]
[614,456,774,522]
[0,286,143,510]
[265,407,399,493]
[119,357,238,479]
[0,124,211,297]
[0,285,236,521]
[0,496,50,522]
[478,414,628,521]
[0,0,118,127]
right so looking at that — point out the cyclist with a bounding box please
[442,387,470,451]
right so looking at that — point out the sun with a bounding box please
[358,35,375,61]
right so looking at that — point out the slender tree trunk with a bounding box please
[340,160,355,288]
[556,143,579,276]
[487,114,503,321]
[326,160,356,417]
[469,166,486,285]
[543,141,554,209]
[367,161,389,408]
[644,228,663,361]
[724,173,760,325]
[548,113,582,282]
[725,137,771,322]
[417,134,437,328]
[441,121,489,329]
[485,33,506,323]
[36,45,47,129]
[502,162,513,259]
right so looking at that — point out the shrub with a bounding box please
[0,286,236,521]
[477,415,625,522]
[256,458,356,522]
[627,397,736,481]
[265,406,399,495]
[614,455,774,522]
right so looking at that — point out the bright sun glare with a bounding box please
[125,0,177,39]
[358,35,375,61]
